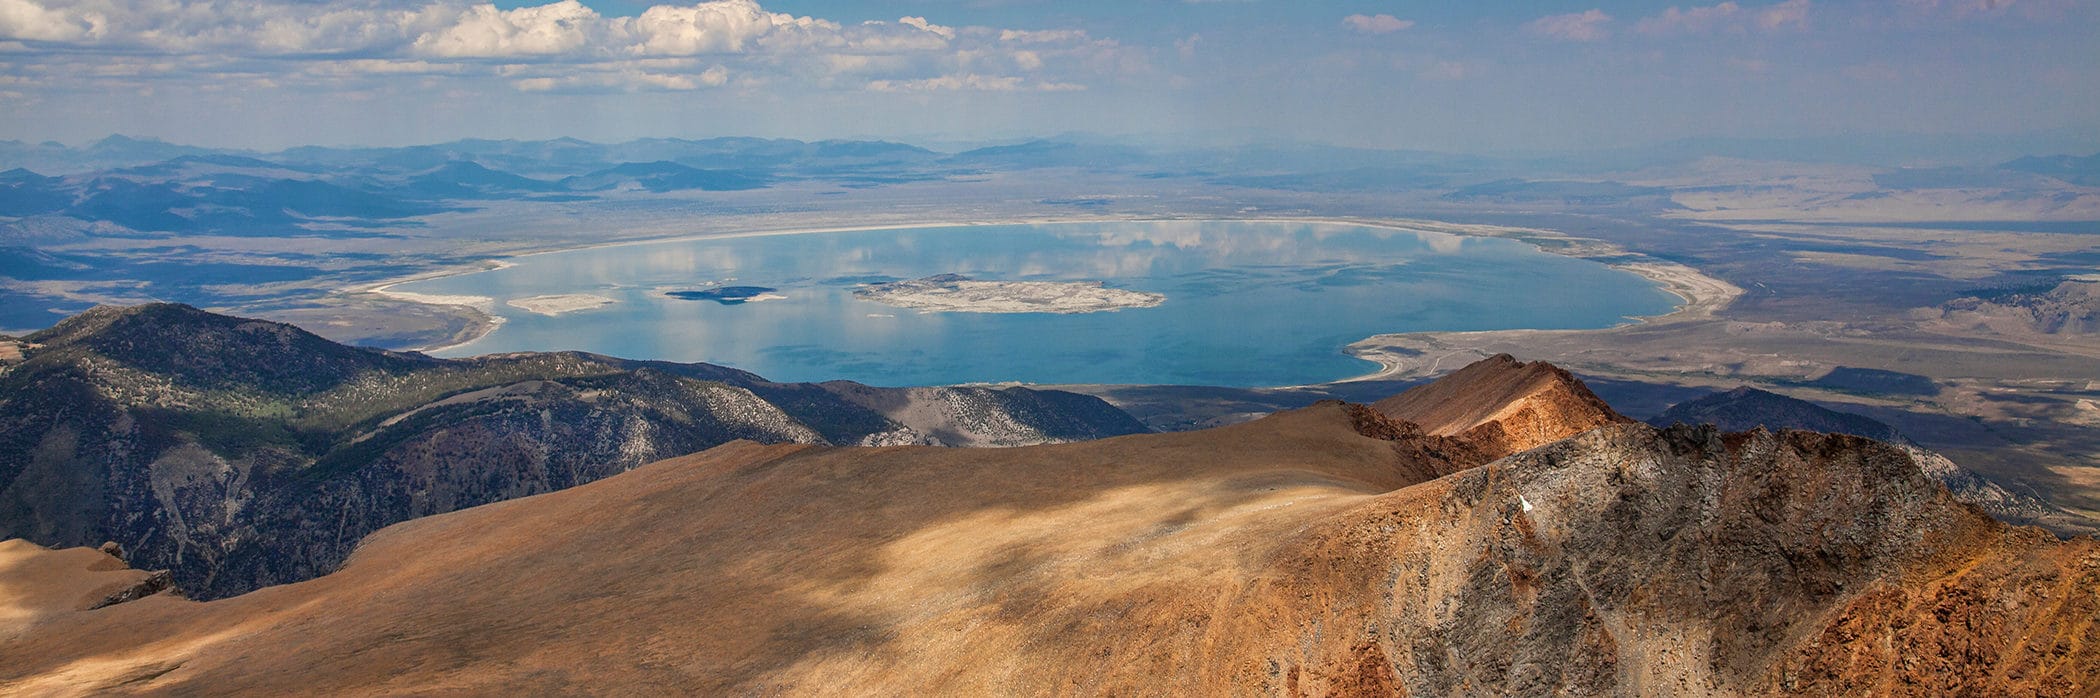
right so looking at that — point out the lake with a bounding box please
[394,220,1680,387]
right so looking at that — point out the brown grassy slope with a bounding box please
[1373,353,1629,458]
[0,406,1434,695]
[1,360,2095,696]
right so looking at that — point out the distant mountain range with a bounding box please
[2,134,2092,241]
[0,304,1148,599]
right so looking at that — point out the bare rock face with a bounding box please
[1373,353,1629,459]
[1652,385,2086,533]
[89,569,174,610]
[2,355,2090,695]
[1928,277,2100,337]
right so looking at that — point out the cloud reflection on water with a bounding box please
[397,221,1673,386]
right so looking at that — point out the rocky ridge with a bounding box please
[0,304,1148,599]
[1372,352,1629,457]
[1652,385,2081,532]
[3,354,2091,695]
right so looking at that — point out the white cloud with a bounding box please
[1635,0,1810,35]
[413,1,598,57]
[999,28,1088,44]
[0,0,105,41]
[621,1,829,56]
[1342,14,1413,35]
[897,16,953,41]
[1527,9,1613,41]
[0,0,1139,100]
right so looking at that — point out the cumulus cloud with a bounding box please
[414,0,597,57]
[1342,14,1413,35]
[1635,0,1810,35]
[0,0,458,53]
[625,1,835,56]
[1527,9,1613,41]
[0,0,105,41]
[0,0,1112,95]
[896,16,953,41]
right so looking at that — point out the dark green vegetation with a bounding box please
[0,304,1148,599]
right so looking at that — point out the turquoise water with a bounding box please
[398,221,1679,387]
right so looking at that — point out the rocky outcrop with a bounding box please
[3,356,2088,695]
[0,304,1149,599]
[89,569,173,610]
[1926,277,2100,338]
[1652,385,2083,532]
[1373,352,1629,459]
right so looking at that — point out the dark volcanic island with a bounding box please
[664,286,782,304]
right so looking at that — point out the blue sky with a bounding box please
[0,0,2093,153]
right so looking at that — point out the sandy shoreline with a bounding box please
[350,215,1744,384]
[1332,255,1745,386]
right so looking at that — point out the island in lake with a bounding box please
[506,294,616,316]
[855,274,1165,314]
[665,286,785,304]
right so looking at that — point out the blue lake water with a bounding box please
[397,221,1679,387]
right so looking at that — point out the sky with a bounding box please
[0,0,2094,153]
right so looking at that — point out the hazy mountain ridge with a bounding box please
[6,134,2095,336]
[0,304,1148,599]
[1,354,2091,694]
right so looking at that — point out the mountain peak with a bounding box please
[88,134,166,148]
[1373,353,1627,458]
[1649,385,1903,443]
[27,302,417,395]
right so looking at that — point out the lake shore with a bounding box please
[348,215,1741,384]
[1333,257,1744,385]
